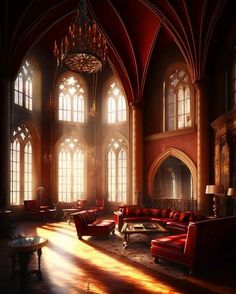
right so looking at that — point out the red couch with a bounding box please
[72,210,115,240]
[151,216,236,274]
[23,200,54,219]
[114,205,206,233]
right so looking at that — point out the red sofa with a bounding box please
[151,216,236,274]
[23,200,54,219]
[114,205,206,233]
[72,210,115,240]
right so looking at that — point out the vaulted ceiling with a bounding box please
[0,0,235,105]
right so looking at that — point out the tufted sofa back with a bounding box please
[72,210,97,231]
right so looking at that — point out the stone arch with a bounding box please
[148,147,197,200]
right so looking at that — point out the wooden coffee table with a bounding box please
[121,222,168,249]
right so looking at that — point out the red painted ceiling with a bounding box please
[0,0,235,104]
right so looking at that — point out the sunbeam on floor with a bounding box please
[37,222,182,294]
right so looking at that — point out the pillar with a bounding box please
[131,103,143,204]
[194,80,210,213]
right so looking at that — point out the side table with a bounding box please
[9,235,48,291]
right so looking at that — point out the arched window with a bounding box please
[58,136,85,202]
[164,66,192,131]
[107,81,127,123]
[107,137,127,202]
[14,60,33,111]
[10,124,33,205]
[57,75,86,123]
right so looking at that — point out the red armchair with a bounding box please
[23,200,52,219]
[72,210,115,240]
[90,198,104,215]
[76,199,88,211]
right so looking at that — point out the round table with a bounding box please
[9,236,48,290]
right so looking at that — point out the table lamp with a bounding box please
[227,187,236,197]
[205,184,224,217]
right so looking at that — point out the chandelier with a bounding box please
[53,0,107,73]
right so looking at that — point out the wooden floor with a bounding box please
[1,216,236,294]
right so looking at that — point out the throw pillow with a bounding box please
[173,212,180,220]
[169,210,175,218]
[178,212,188,222]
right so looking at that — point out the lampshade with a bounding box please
[205,184,224,194]
[227,187,236,196]
[205,185,217,194]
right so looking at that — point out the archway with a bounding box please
[148,148,197,210]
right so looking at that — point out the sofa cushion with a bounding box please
[151,234,187,254]
[151,209,162,217]
[142,208,152,216]
[135,208,143,216]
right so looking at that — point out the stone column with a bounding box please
[131,103,143,204]
[194,80,210,213]
[0,68,11,208]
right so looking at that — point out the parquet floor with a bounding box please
[0,217,236,294]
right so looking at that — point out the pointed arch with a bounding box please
[55,71,88,123]
[148,147,197,200]
[55,133,88,202]
[102,132,129,203]
[10,121,39,205]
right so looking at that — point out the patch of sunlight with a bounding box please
[41,224,76,238]
[37,226,183,294]
[43,246,105,294]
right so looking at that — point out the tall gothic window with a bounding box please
[107,81,127,123]
[58,136,85,202]
[14,60,33,111]
[58,75,86,123]
[10,124,33,205]
[164,66,192,131]
[107,137,127,203]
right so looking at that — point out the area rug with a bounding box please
[85,230,187,280]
